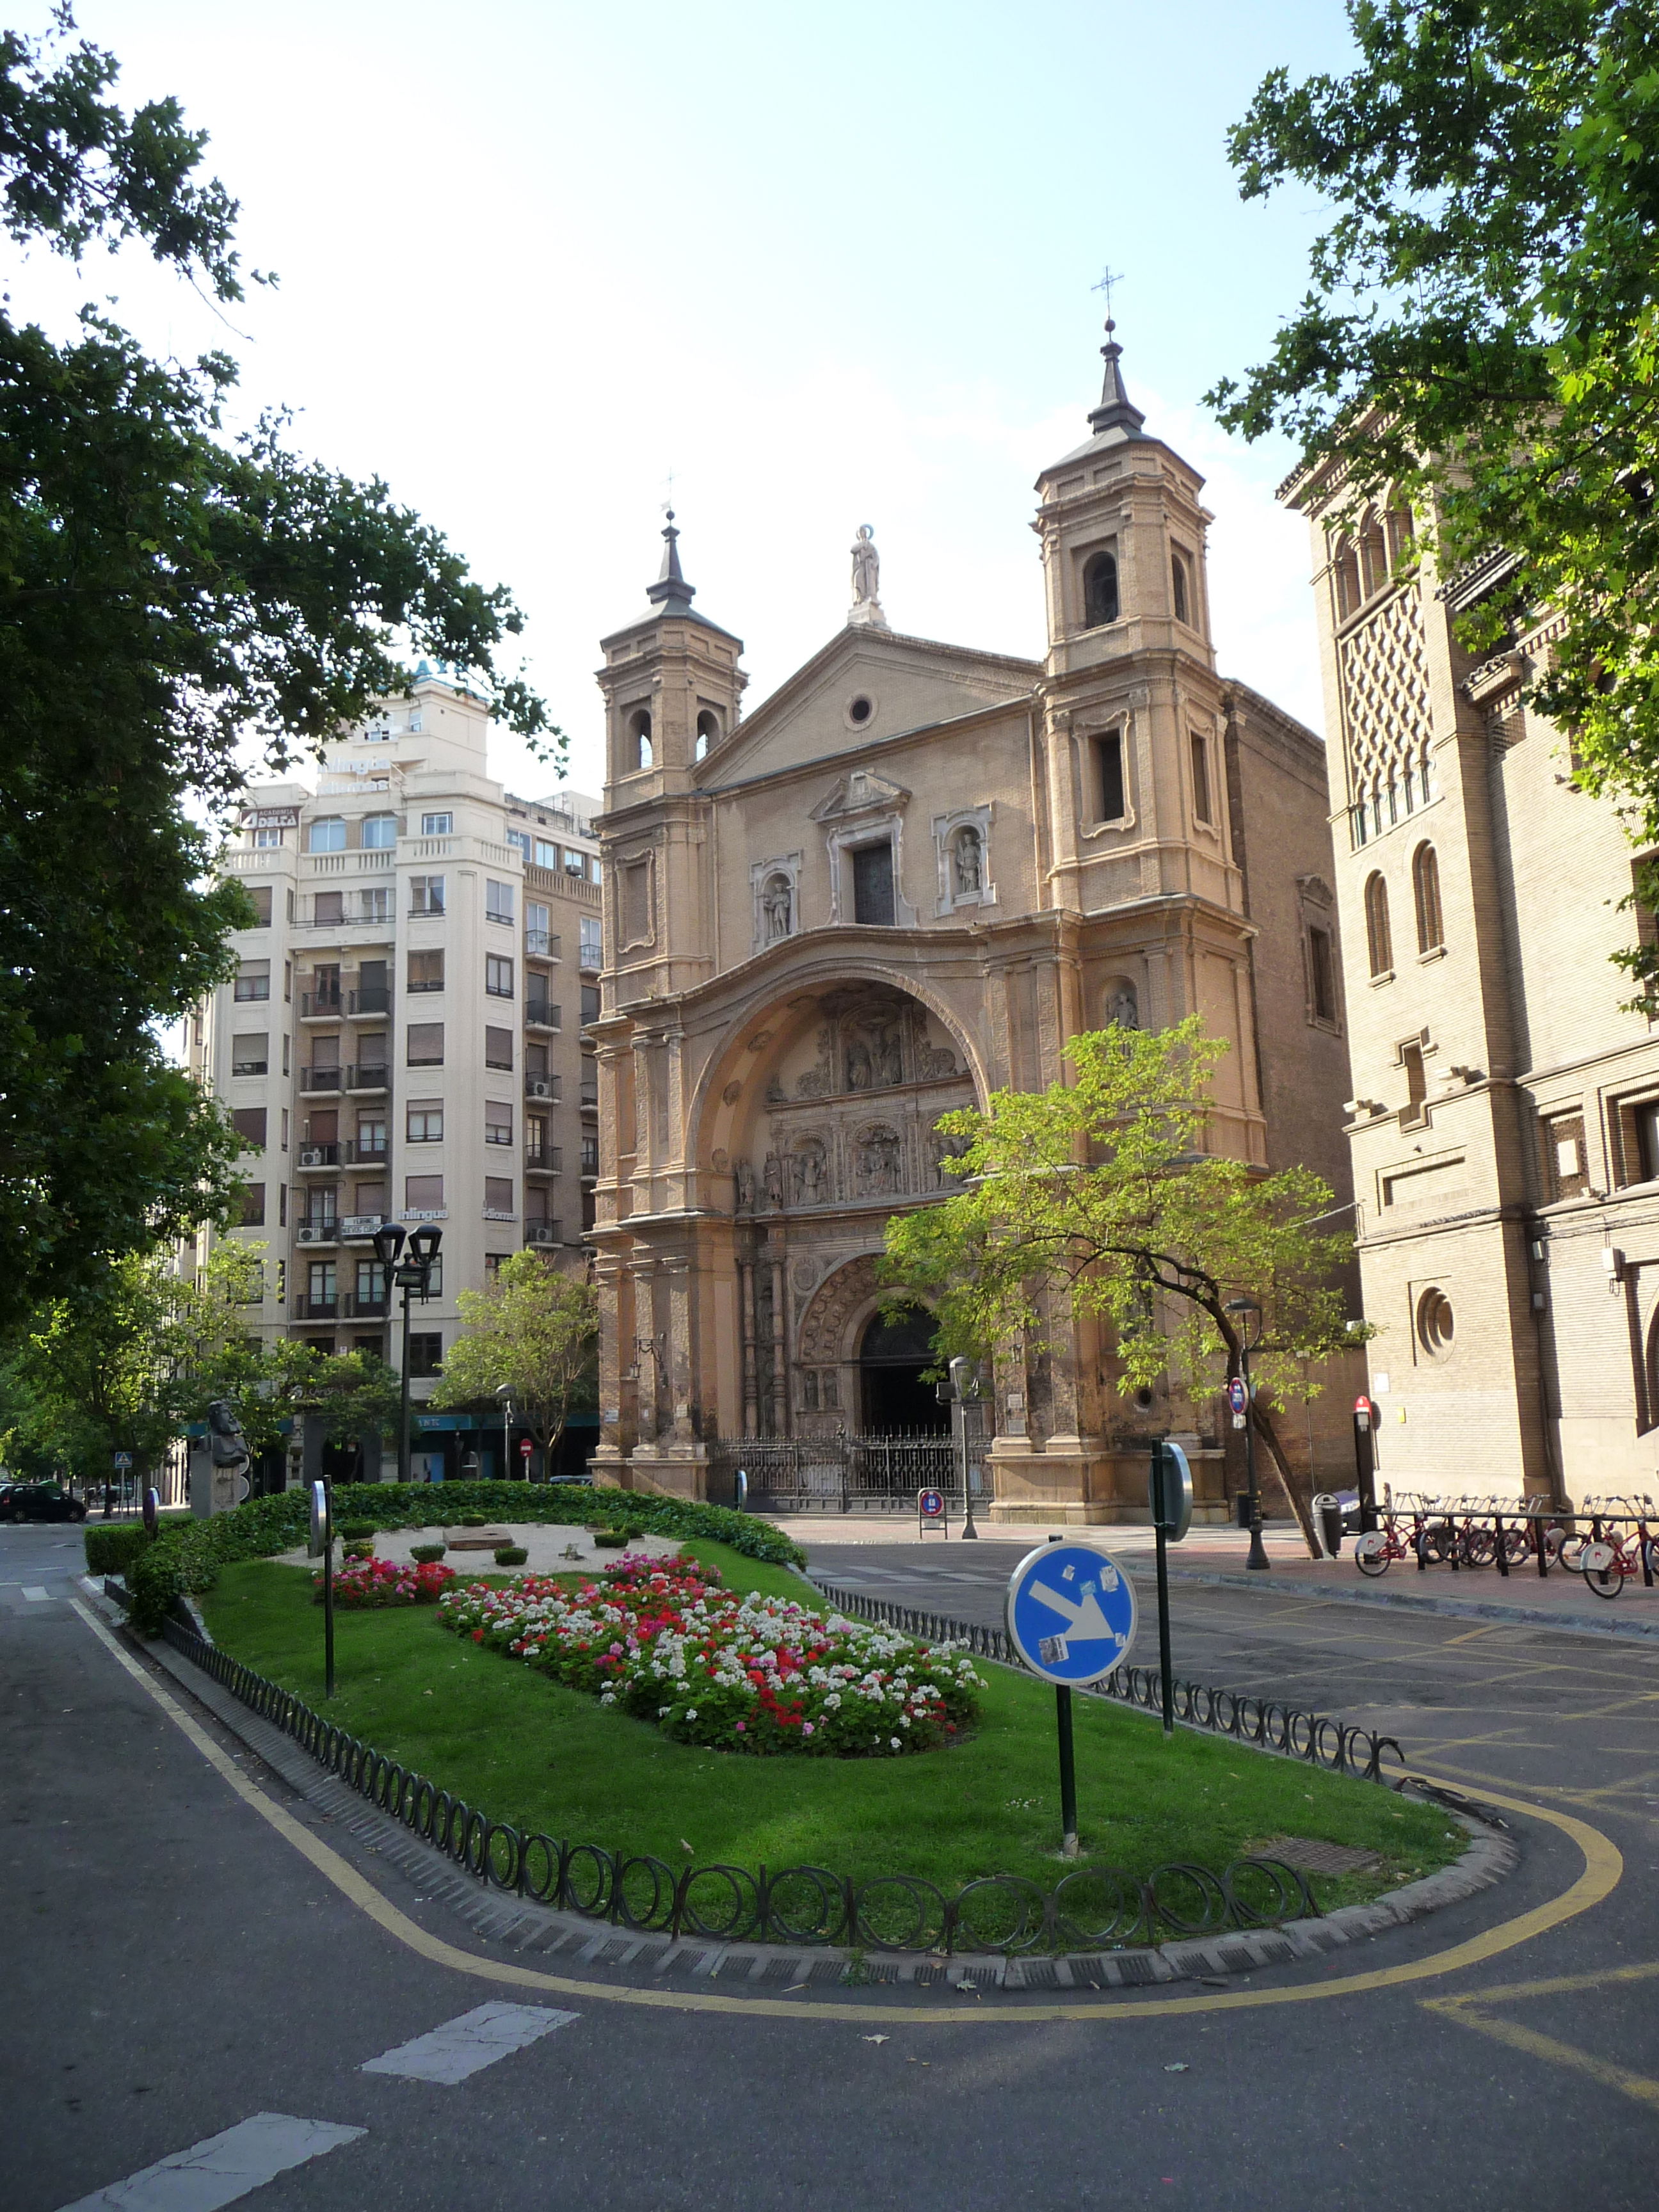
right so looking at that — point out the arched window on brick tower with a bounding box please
[1413,842,1444,954]
[1365,871,1393,978]
[629,709,653,771]
[696,708,720,761]
[1082,549,1119,629]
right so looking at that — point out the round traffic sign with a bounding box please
[1226,1377,1247,1415]
[918,1488,946,1521]
[1004,1541,1137,1686]
[518,1437,534,1457]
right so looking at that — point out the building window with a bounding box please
[253,827,284,849]
[1545,1112,1589,1199]
[231,1033,269,1076]
[234,962,271,1002]
[1171,548,1192,626]
[1365,872,1393,978]
[1399,1039,1427,1127]
[581,1135,600,1176]
[361,813,397,849]
[1189,732,1212,824]
[696,708,720,758]
[535,837,557,869]
[484,1176,515,1217]
[1413,842,1444,954]
[406,1022,444,1066]
[486,879,515,924]
[1308,927,1337,1023]
[312,890,344,928]
[580,917,602,968]
[629,709,653,770]
[307,817,346,853]
[405,1173,444,1210]
[240,1183,266,1227]
[506,828,531,862]
[485,1102,513,1146]
[563,847,585,878]
[409,875,445,915]
[406,1104,444,1142]
[485,1024,515,1070]
[407,949,444,993]
[407,1333,444,1378]
[485,954,515,999]
[245,886,273,927]
[231,1107,267,1151]
[1612,1094,1659,1186]
[1096,731,1126,823]
[1416,1286,1455,1361]
[851,840,895,926]
[526,901,550,957]
[581,984,600,1026]
[1082,549,1119,629]
[421,812,453,836]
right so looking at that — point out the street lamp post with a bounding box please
[496,1382,514,1483]
[1224,1295,1270,1570]
[373,1222,444,1486]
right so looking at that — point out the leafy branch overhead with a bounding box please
[0,13,558,1327]
[1208,1,1659,961]
[881,1022,1358,1548]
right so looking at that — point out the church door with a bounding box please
[858,1303,949,1434]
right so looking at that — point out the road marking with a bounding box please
[66,1596,1622,2026]
[361,2001,579,2083]
[22,1586,51,1601]
[1424,1962,1659,2111]
[55,2111,365,2210]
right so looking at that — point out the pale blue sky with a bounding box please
[25,1,1356,792]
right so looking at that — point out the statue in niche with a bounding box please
[851,524,880,607]
[874,1025,904,1087]
[928,1130,968,1187]
[763,1152,786,1208]
[953,826,984,896]
[762,873,792,942]
[859,1127,903,1194]
[734,1160,755,1212]
[846,1038,874,1091]
[796,1031,833,1098]
[1106,984,1140,1030]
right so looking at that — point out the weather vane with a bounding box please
[1093,265,1125,326]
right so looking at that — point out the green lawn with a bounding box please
[199,1541,1461,1910]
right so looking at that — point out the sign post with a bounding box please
[141,1486,159,1539]
[917,1487,948,1540]
[1005,1540,1137,1856]
[309,1479,335,1699]
[1148,1441,1193,1735]
[1352,1396,1379,1534]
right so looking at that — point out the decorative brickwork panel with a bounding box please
[1338,591,1432,813]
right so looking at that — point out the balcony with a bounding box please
[294,1221,338,1246]
[342,1136,388,1164]
[346,1064,390,1093]
[525,1001,560,1031]
[346,985,392,1018]
[296,1143,341,1171]
[579,1146,600,1179]
[525,929,554,959]
[340,1290,389,1318]
[299,991,342,1020]
[525,1145,561,1176]
[524,1075,556,1102]
[230,1059,269,1077]
[300,1066,343,1094]
[525,1222,563,1247]
[292,1295,338,1321]
[339,1213,390,1240]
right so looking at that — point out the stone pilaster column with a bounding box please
[739,1257,759,1437]
[770,1253,787,1438]
[664,1254,694,1442]
[627,1260,658,1444]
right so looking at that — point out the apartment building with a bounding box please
[194,666,602,1479]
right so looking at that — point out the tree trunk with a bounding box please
[1253,1400,1321,1559]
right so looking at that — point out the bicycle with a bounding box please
[1354,1491,1435,1577]
[1573,1495,1659,1599]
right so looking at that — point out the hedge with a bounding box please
[83,1523,154,1578]
[125,1481,809,1637]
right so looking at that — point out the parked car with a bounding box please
[0,1482,88,1523]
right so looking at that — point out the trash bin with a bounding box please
[1313,1491,1343,1558]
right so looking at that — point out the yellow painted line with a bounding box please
[1431,1956,1659,2008]
[1439,1626,1498,1646]
[1423,2003,1659,2110]
[69,1598,1624,2027]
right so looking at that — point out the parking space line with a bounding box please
[1424,1964,1659,2112]
[54,2111,365,2211]
[360,2001,579,2083]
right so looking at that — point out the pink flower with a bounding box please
[735,1720,746,1733]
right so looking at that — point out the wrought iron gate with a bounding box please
[707,1433,956,1514]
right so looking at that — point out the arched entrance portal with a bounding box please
[858,1304,949,1435]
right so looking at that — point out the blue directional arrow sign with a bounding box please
[1005,1542,1137,1687]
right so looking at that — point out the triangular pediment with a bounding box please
[808,767,911,822]
[698,623,1037,790]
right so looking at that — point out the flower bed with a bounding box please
[316,1557,456,1608]
[438,1551,984,1756]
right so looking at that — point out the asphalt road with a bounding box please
[6,1518,1657,2211]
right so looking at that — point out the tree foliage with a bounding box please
[880,1022,1358,1551]
[1208,1,1659,980]
[0,12,558,1329]
[427,1253,598,1458]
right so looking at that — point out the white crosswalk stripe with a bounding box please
[360,2001,580,2084]
[55,2112,365,2210]
[22,1586,51,1601]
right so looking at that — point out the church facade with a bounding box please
[588,330,1361,1521]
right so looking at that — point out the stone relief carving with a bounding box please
[763,1152,787,1208]
[797,1252,884,1366]
[723,1080,742,1105]
[790,1139,827,1205]
[856,1125,903,1195]
[762,873,792,942]
[734,1160,755,1211]
[1104,981,1140,1029]
[954,827,984,896]
[846,1038,873,1091]
[927,1128,970,1187]
[918,1042,957,1079]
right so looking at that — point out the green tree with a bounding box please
[0,12,559,1330]
[10,1252,188,1482]
[880,1022,1358,1552]
[427,1253,598,1467]
[1208,2,1659,990]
